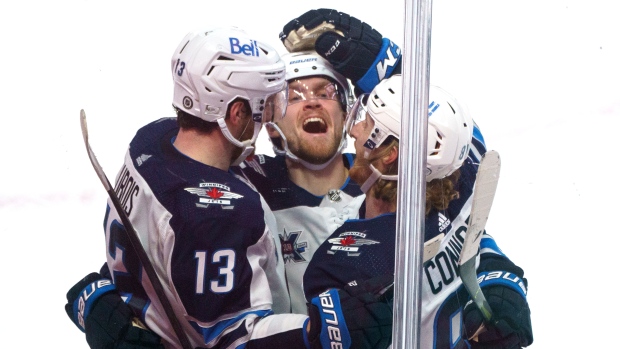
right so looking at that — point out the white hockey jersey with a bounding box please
[236,153,366,314]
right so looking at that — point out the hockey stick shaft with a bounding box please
[80,110,193,349]
[458,150,501,323]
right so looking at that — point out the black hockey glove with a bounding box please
[65,272,164,349]
[463,271,533,349]
[307,274,393,349]
[280,8,401,94]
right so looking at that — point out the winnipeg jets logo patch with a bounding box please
[280,229,308,263]
[327,231,379,256]
[185,182,243,208]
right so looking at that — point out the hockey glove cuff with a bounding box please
[65,272,164,349]
[307,274,393,349]
[349,37,401,93]
[65,272,116,332]
[463,271,533,349]
[308,288,352,349]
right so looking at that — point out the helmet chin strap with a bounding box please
[267,122,347,171]
[231,144,254,166]
[217,118,260,166]
[360,164,398,193]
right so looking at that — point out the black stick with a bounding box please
[80,109,192,349]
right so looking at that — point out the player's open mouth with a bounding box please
[303,117,327,133]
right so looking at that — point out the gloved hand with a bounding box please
[65,272,164,349]
[307,274,393,349]
[280,8,401,94]
[463,271,533,349]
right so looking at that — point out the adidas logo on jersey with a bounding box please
[136,154,152,166]
[438,212,451,232]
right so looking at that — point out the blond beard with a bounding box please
[290,132,342,165]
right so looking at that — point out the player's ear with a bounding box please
[382,145,398,166]
[229,100,250,125]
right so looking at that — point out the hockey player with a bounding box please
[234,50,366,314]
[227,8,403,316]
[303,75,534,349]
[65,27,393,349]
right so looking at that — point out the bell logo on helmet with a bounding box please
[229,38,260,56]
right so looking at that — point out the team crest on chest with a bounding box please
[184,182,243,208]
[327,231,379,256]
[280,229,308,263]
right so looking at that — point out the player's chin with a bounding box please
[301,141,338,161]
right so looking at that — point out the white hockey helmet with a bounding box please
[425,85,473,181]
[282,51,352,110]
[346,75,473,185]
[171,27,287,164]
[266,51,353,170]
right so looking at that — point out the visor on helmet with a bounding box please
[345,93,370,136]
[262,86,288,124]
[288,79,345,104]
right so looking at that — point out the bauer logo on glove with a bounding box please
[313,289,352,348]
[71,278,116,331]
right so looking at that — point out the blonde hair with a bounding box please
[425,170,461,215]
[368,138,461,216]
